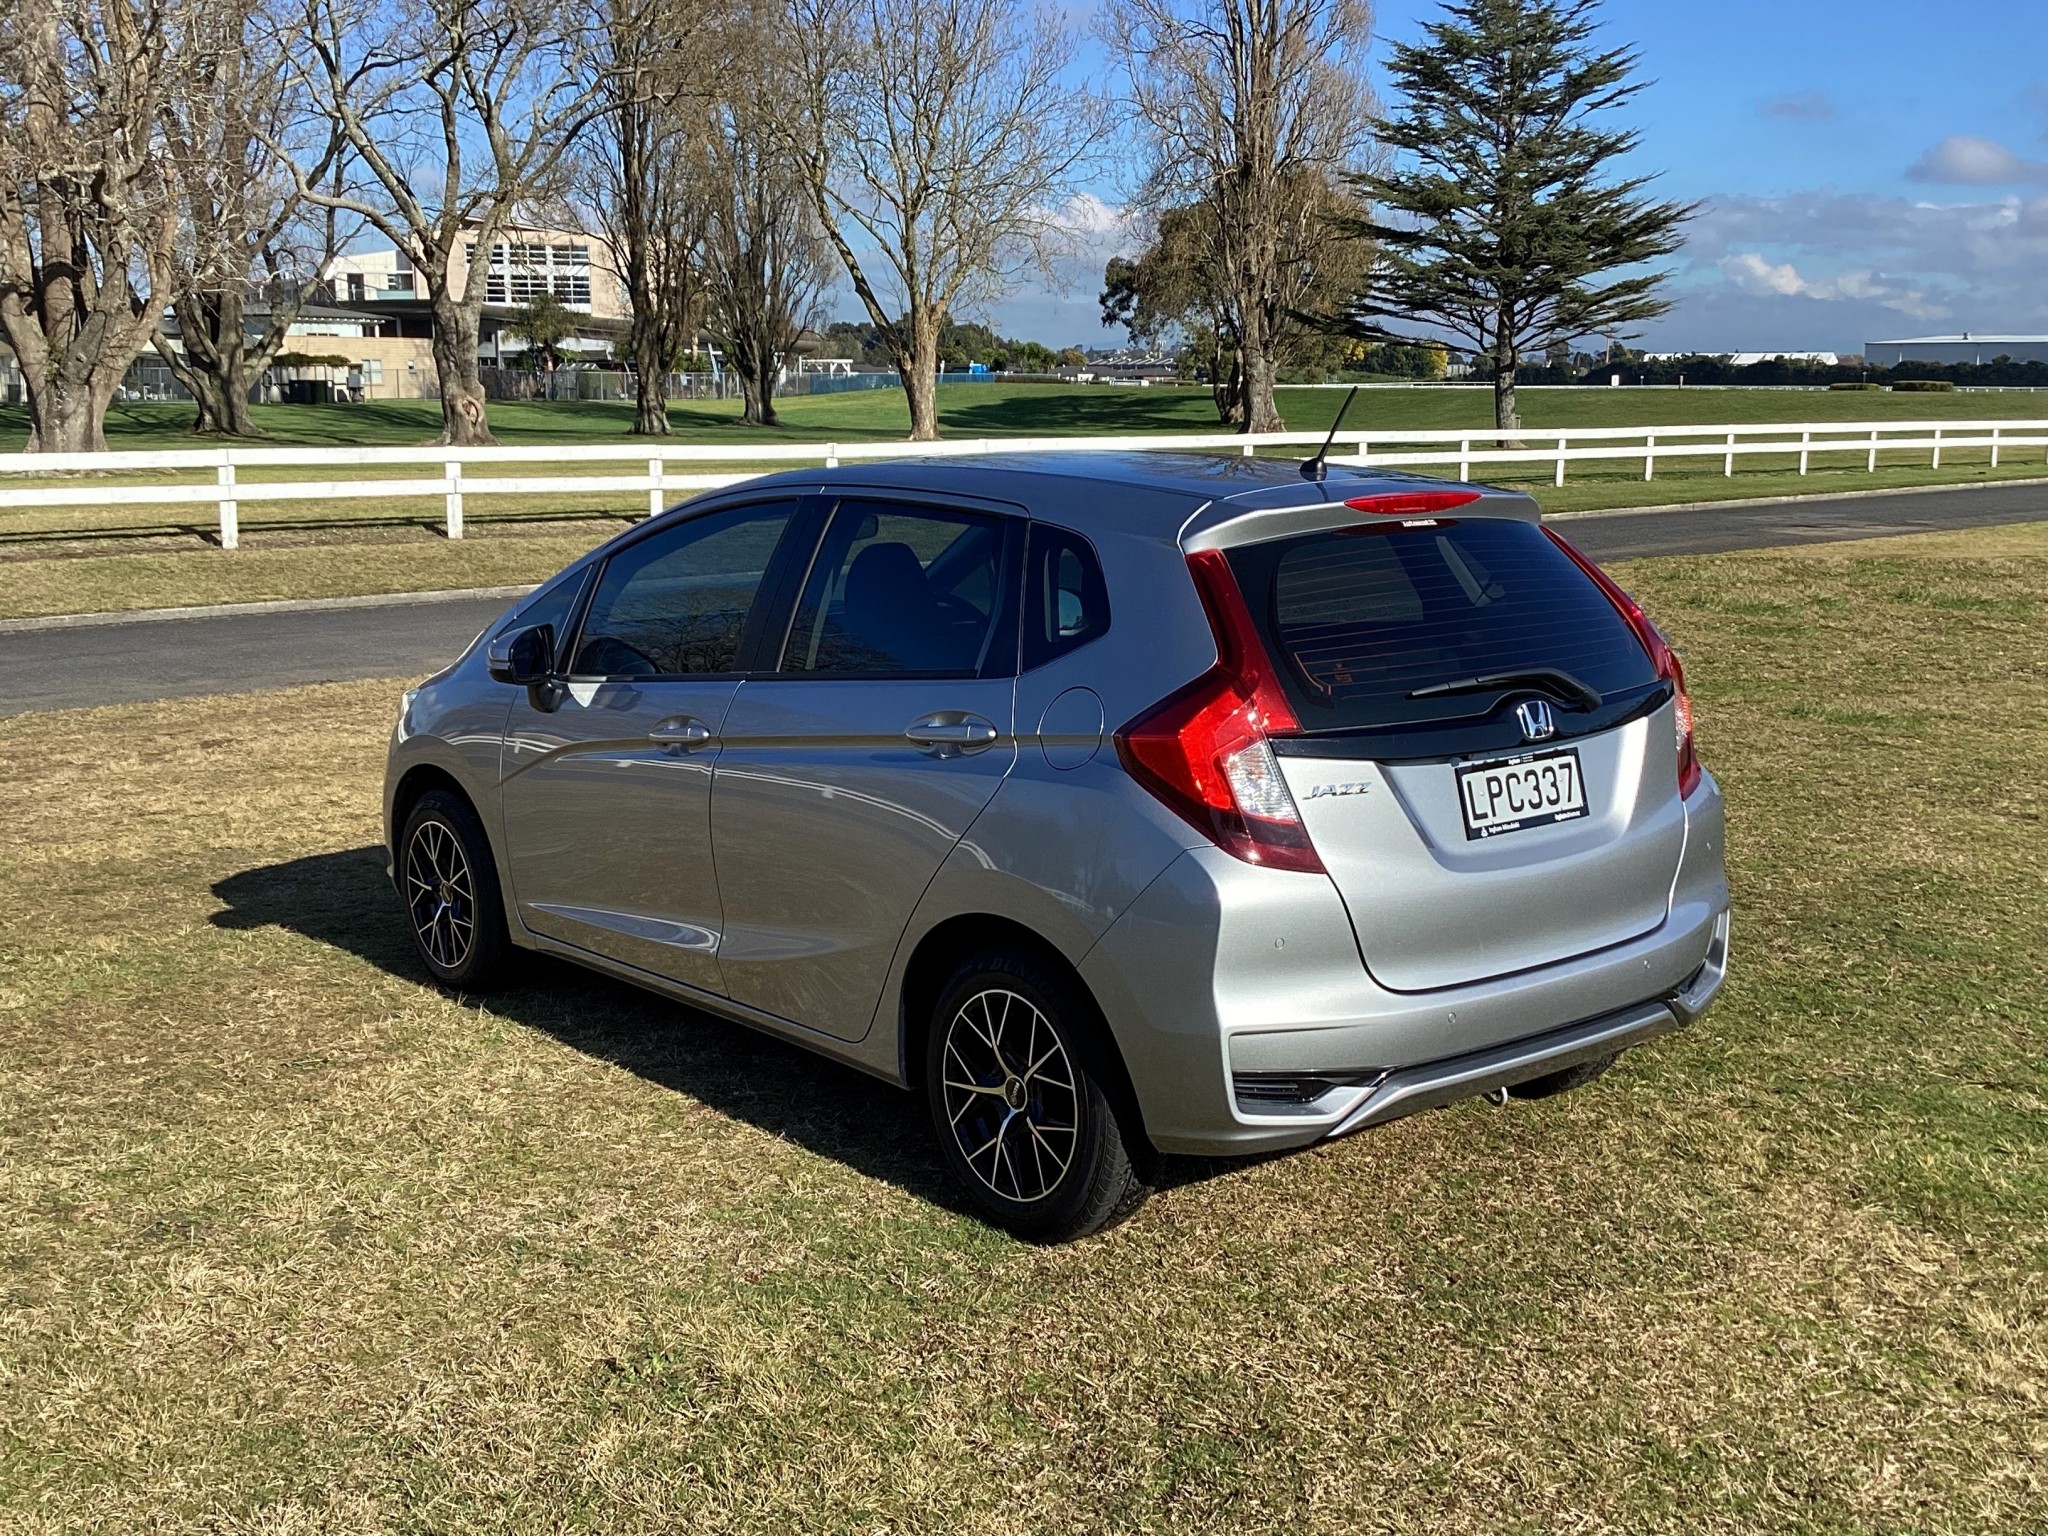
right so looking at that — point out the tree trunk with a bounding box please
[1210,347,1247,429]
[630,324,670,435]
[160,293,267,438]
[736,333,780,427]
[1494,339,1522,436]
[1241,341,1284,433]
[430,298,495,446]
[22,370,120,454]
[897,316,941,441]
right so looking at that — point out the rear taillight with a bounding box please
[1115,549,1324,873]
[1546,529,1702,797]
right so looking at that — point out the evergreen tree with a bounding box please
[1347,0,1693,433]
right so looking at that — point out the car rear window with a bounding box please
[1224,517,1658,732]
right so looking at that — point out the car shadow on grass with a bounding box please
[208,845,1257,1224]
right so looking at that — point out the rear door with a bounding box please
[710,496,1022,1040]
[1225,515,1687,993]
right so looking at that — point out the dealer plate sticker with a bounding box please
[1456,748,1588,839]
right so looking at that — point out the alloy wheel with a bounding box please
[405,818,476,971]
[939,988,1080,1203]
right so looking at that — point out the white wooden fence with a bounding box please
[4,418,2045,550]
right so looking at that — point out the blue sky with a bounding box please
[943,0,2048,355]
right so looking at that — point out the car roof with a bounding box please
[733,451,1535,536]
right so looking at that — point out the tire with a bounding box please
[924,948,1152,1242]
[398,788,515,992]
[1506,1051,1618,1101]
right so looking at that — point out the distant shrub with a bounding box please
[1828,381,1885,391]
[1892,379,1957,393]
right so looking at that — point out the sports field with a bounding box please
[2,522,2042,1531]
[4,384,2047,619]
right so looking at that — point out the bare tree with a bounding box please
[701,12,829,428]
[0,1,188,453]
[584,0,708,437]
[782,0,1102,441]
[1103,172,1372,423]
[275,0,618,445]
[1102,0,1376,432]
[155,0,344,437]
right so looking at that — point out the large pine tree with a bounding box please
[1348,0,1693,433]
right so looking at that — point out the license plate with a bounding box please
[1456,748,1588,839]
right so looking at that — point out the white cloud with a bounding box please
[1048,191,1131,238]
[1907,134,2048,185]
[1715,252,1934,316]
[1639,189,2048,350]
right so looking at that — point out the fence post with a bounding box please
[1554,436,1567,488]
[1355,435,1369,467]
[1725,432,1735,477]
[1868,430,1879,473]
[1990,427,2001,469]
[217,458,238,551]
[1799,430,1811,476]
[445,460,463,540]
[1931,429,1942,470]
[1643,433,1655,482]
[1242,441,1255,457]
[825,442,839,468]
[1458,437,1470,480]
[647,457,664,519]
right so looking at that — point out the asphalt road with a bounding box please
[4,480,2045,717]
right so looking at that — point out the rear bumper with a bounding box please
[1078,773,1731,1157]
[1332,905,1728,1137]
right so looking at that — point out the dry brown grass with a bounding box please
[1,527,2044,1532]
[0,527,611,620]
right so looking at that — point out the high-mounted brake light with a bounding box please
[1545,528,1702,797]
[1342,490,1485,517]
[1115,549,1325,874]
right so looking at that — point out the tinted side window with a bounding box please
[781,500,1005,676]
[1023,523,1110,669]
[570,500,798,677]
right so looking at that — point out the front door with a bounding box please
[711,497,1020,1040]
[499,497,806,994]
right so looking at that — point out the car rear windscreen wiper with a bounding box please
[1407,667,1604,711]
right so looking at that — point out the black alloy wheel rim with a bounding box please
[405,819,476,971]
[940,988,1080,1203]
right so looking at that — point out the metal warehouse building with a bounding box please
[1865,334,2048,366]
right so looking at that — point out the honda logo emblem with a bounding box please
[1515,698,1557,742]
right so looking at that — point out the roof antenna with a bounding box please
[1301,385,1360,482]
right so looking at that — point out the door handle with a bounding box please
[905,712,999,753]
[648,718,714,752]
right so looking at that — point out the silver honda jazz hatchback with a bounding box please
[386,453,1729,1240]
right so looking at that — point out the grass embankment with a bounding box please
[5,384,2048,619]
[1,526,2043,1532]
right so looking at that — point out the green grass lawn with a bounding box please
[1,524,2044,1532]
[8,382,2048,453]
[5,383,2048,620]
[12,382,2048,454]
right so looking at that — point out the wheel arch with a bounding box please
[388,761,473,859]
[895,912,1153,1158]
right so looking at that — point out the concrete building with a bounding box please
[323,223,631,369]
[1865,334,2048,367]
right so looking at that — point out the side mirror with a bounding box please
[487,622,555,686]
